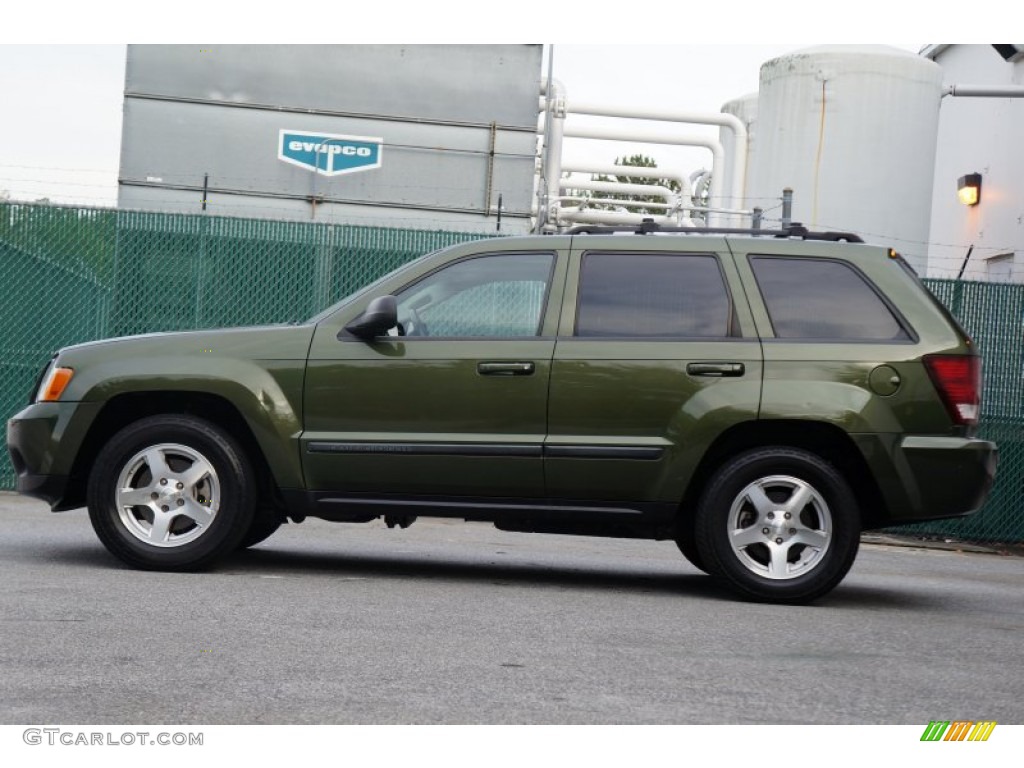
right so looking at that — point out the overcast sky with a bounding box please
[0,0,989,209]
[0,42,927,208]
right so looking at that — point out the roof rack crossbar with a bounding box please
[564,221,864,243]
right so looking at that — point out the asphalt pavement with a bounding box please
[1,492,1021,724]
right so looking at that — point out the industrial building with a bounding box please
[923,44,1024,281]
[118,45,542,234]
[116,44,1024,280]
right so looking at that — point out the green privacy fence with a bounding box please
[888,280,1024,543]
[0,202,492,491]
[1,201,1021,543]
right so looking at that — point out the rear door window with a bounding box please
[575,252,733,338]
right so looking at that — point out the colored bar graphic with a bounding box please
[920,720,996,742]
[968,721,997,741]
[921,721,950,741]
[944,721,973,741]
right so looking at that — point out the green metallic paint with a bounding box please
[7,401,102,478]
[545,239,764,503]
[6,232,997,532]
[303,238,571,497]
[727,239,990,522]
[27,325,312,491]
[546,350,763,502]
[302,346,554,495]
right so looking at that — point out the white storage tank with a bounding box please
[748,45,943,271]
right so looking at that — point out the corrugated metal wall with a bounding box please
[118,45,542,233]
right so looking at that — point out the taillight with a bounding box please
[923,354,981,426]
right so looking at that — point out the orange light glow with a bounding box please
[40,367,74,401]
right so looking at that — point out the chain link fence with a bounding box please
[1,201,1020,543]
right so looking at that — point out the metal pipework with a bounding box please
[556,197,677,211]
[565,101,748,220]
[561,124,726,226]
[559,177,677,202]
[942,84,1024,98]
[561,162,694,204]
[555,207,684,227]
[538,79,567,232]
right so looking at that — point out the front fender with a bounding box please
[53,326,313,490]
[75,359,305,489]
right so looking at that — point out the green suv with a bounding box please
[6,224,998,603]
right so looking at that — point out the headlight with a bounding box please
[35,363,75,403]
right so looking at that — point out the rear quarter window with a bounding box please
[750,256,910,341]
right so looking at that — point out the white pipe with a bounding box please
[557,208,683,227]
[539,79,567,232]
[561,161,693,202]
[558,199,748,214]
[943,84,1024,98]
[562,124,726,226]
[567,101,747,220]
[688,206,757,215]
[560,178,676,201]
[572,200,677,211]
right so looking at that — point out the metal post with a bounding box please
[957,244,975,281]
[484,122,496,217]
[496,193,503,232]
[781,188,793,229]
[201,173,208,212]
[196,208,208,327]
[537,44,556,233]
[310,138,347,220]
[752,206,763,230]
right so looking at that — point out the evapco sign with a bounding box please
[278,130,383,176]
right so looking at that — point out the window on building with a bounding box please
[985,253,1015,282]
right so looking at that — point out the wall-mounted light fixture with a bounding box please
[957,173,982,206]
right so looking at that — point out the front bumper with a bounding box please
[6,401,100,510]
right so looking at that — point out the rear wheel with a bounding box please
[695,447,860,603]
[87,415,255,570]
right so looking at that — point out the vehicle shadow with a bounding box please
[232,546,729,598]
[230,547,938,609]
[43,540,942,609]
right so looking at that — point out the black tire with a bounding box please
[694,447,860,604]
[237,506,283,550]
[674,517,709,574]
[86,415,256,571]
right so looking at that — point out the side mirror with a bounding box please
[343,295,398,340]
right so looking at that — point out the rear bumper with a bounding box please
[862,434,998,526]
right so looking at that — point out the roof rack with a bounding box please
[565,220,864,243]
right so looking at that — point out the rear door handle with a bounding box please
[478,361,536,376]
[687,362,745,377]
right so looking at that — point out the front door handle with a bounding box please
[687,362,745,377]
[478,362,536,376]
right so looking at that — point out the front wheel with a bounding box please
[237,506,283,549]
[694,447,860,604]
[87,415,256,570]
[674,518,708,574]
